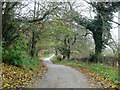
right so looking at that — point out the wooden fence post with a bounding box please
[0,1,2,89]
[118,53,120,86]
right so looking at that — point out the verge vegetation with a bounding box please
[51,56,119,88]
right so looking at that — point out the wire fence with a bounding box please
[71,56,119,68]
[97,56,119,67]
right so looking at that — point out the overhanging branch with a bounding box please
[111,20,120,25]
[28,5,58,23]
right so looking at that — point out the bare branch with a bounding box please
[29,5,58,23]
[81,32,92,37]
[111,20,120,25]
[72,33,78,45]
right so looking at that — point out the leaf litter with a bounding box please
[65,65,119,88]
[1,60,48,89]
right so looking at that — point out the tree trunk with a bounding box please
[55,49,58,56]
[67,50,70,59]
[31,31,35,57]
[63,55,66,59]
[93,15,103,63]
[67,39,71,59]
[36,49,41,56]
[30,1,36,57]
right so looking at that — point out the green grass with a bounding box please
[51,56,119,85]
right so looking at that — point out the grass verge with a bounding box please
[51,56,119,88]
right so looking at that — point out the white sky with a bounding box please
[111,12,118,42]
[20,0,118,43]
[79,0,119,43]
[18,0,119,55]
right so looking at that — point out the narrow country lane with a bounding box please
[29,54,90,88]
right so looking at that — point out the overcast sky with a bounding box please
[111,12,118,42]
[21,0,118,42]
[78,0,119,42]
